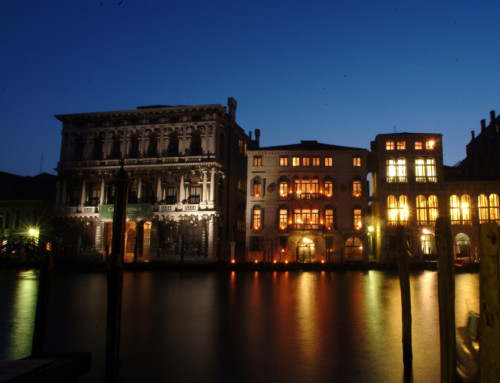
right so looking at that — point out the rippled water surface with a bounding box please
[0,269,479,382]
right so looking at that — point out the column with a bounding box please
[137,176,142,201]
[209,168,215,206]
[179,174,186,202]
[202,170,208,204]
[100,178,106,206]
[156,176,162,202]
[208,216,216,260]
[80,179,86,206]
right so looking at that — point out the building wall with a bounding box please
[245,142,370,264]
[54,98,253,263]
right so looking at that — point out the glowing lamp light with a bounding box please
[422,228,430,235]
[231,259,236,264]
[254,260,259,264]
[368,226,374,233]
[427,140,435,149]
[273,260,277,264]
[284,260,289,264]
[321,260,325,264]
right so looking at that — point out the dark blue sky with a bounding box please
[1,0,499,176]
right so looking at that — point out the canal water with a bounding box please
[0,269,479,382]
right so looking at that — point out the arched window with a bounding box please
[396,158,407,182]
[148,132,158,157]
[129,133,139,158]
[111,134,121,159]
[311,177,319,194]
[190,130,202,155]
[428,195,438,223]
[278,177,289,198]
[324,207,334,230]
[386,158,397,182]
[461,195,471,224]
[353,207,363,230]
[324,177,333,197]
[388,195,408,226]
[478,194,489,223]
[278,207,288,230]
[352,179,362,197]
[167,132,179,156]
[450,195,460,224]
[489,194,499,223]
[253,178,262,197]
[415,157,437,182]
[416,195,427,225]
[252,206,262,230]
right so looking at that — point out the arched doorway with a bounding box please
[421,233,436,257]
[125,221,136,262]
[296,237,315,263]
[455,233,470,259]
[345,237,363,261]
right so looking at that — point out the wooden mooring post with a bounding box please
[479,223,500,382]
[435,217,456,383]
[396,225,412,380]
[32,247,53,355]
[105,163,130,382]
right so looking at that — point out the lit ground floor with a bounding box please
[54,209,243,264]
[373,224,480,263]
[245,230,373,264]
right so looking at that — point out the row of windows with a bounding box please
[386,158,437,183]
[253,155,362,167]
[252,206,363,231]
[251,177,363,198]
[387,193,500,226]
[385,139,436,151]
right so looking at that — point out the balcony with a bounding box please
[279,193,330,201]
[289,223,325,231]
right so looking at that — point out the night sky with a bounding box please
[1,0,499,176]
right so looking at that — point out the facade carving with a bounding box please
[54,98,254,263]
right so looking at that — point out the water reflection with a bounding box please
[0,270,480,382]
[1,270,38,360]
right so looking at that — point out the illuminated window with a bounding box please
[353,157,361,167]
[397,158,407,182]
[479,194,500,223]
[312,157,320,166]
[300,177,311,195]
[415,158,425,182]
[352,180,362,197]
[279,209,288,230]
[293,209,319,227]
[279,156,288,166]
[252,208,262,230]
[253,156,262,166]
[426,140,436,150]
[325,209,334,230]
[253,179,262,197]
[354,208,363,230]
[490,194,500,223]
[397,141,406,150]
[292,157,300,166]
[325,157,333,166]
[415,158,437,182]
[450,195,460,225]
[302,157,310,166]
[324,180,333,197]
[415,141,423,150]
[461,195,471,225]
[416,195,428,225]
[311,177,319,194]
[386,141,395,150]
[387,195,408,226]
[386,159,397,182]
[428,195,438,223]
[426,158,437,182]
[279,181,288,197]
[450,195,471,225]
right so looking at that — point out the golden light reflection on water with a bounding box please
[296,272,319,364]
[6,270,38,359]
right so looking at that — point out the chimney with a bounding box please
[255,129,261,147]
[228,97,237,123]
[471,131,475,140]
[481,119,486,132]
[490,110,496,124]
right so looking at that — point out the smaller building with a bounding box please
[0,171,56,252]
[245,140,370,264]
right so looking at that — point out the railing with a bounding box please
[279,193,329,200]
[81,206,97,214]
[289,223,324,231]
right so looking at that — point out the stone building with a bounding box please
[245,141,370,264]
[54,98,254,263]
[369,121,500,263]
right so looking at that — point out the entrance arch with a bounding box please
[455,233,470,259]
[296,237,315,263]
[345,237,363,261]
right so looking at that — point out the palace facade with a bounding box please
[245,141,370,264]
[54,98,255,263]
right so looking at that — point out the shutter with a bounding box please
[262,179,266,196]
[250,179,254,196]
[261,208,265,229]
